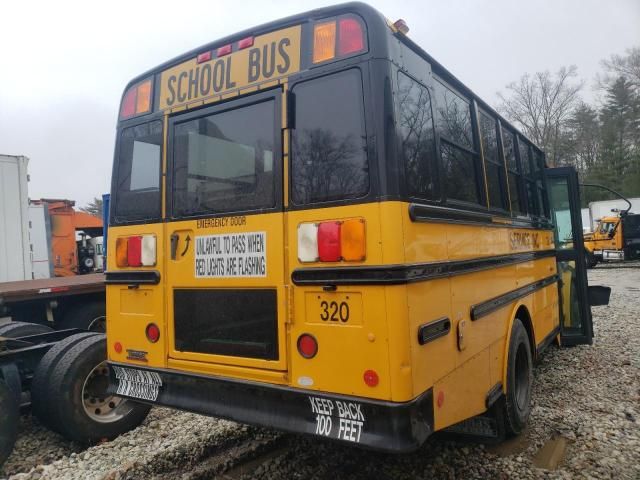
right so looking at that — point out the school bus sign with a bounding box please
[159,25,301,110]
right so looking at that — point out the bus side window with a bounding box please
[501,127,525,215]
[433,78,482,205]
[533,149,549,219]
[397,72,438,200]
[518,137,538,217]
[479,111,508,211]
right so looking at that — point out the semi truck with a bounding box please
[583,191,640,267]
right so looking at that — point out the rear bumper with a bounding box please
[107,362,433,453]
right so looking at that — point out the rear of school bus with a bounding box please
[106,3,438,452]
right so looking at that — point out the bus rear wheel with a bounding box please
[585,251,598,269]
[502,318,533,436]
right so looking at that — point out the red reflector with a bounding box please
[145,323,160,343]
[127,236,142,267]
[338,18,365,56]
[238,36,254,49]
[217,44,232,56]
[114,342,123,353]
[317,222,341,262]
[197,51,212,63]
[120,87,136,119]
[437,390,445,408]
[297,334,318,359]
[50,286,70,293]
[363,369,379,387]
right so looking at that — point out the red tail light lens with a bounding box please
[145,323,160,343]
[297,334,318,359]
[127,236,142,267]
[363,369,379,387]
[114,342,123,353]
[120,87,137,119]
[318,222,341,262]
[338,18,365,55]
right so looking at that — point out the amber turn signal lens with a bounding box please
[313,21,336,63]
[341,218,366,261]
[115,237,129,267]
[136,80,152,114]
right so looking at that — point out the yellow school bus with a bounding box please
[104,2,605,451]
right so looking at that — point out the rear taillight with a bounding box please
[119,78,153,120]
[115,235,157,267]
[297,334,318,359]
[317,222,341,262]
[312,16,366,64]
[297,219,366,263]
[127,236,143,267]
[145,323,160,343]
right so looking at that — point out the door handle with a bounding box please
[170,233,179,260]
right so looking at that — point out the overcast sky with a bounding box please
[1,0,638,208]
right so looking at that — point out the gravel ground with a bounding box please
[2,263,638,479]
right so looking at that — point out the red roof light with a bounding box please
[338,18,365,56]
[217,44,232,56]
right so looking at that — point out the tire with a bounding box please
[83,257,95,269]
[57,300,106,332]
[0,379,19,466]
[502,318,533,436]
[0,321,54,338]
[31,332,100,433]
[43,334,150,444]
[585,250,598,269]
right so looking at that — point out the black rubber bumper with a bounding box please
[107,362,433,453]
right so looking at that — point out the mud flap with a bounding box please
[440,401,506,444]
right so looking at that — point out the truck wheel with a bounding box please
[585,251,598,269]
[58,301,106,332]
[0,321,54,338]
[502,319,533,436]
[0,379,19,466]
[31,332,100,433]
[43,334,150,444]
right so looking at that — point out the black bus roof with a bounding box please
[119,1,543,157]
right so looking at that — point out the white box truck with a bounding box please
[0,155,31,282]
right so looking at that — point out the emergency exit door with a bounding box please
[546,167,594,345]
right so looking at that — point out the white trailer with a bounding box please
[588,197,640,230]
[0,155,31,282]
[28,203,53,279]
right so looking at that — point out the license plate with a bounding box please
[305,292,362,325]
[113,365,162,401]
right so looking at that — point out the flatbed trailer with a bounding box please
[0,274,105,331]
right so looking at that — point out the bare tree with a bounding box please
[598,47,640,93]
[497,66,584,166]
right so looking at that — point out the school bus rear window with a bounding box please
[291,69,368,204]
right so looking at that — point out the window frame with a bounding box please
[110,118,164,226]
[499,123,527,217]
[517,136,541,218]
[166,88,283,220]
[396,70,440,203]
[432,76,486,209]
[478,109,509,213]
[288,67,371,208]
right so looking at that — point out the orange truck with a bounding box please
[31,199,103,276]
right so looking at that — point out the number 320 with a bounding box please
[320,301,349,323]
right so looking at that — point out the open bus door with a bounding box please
[546,167,609,345]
